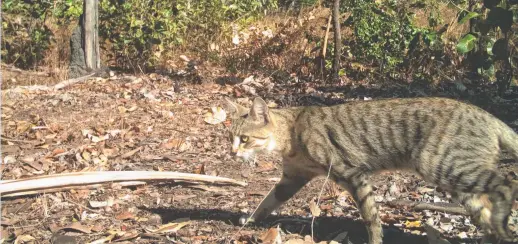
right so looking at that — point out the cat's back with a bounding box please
[292,97,492,123]
[334,97,475,114]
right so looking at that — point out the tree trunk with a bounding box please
[332,0,341,82]
[83,0,100,71]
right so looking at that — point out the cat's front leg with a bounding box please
[239,170,312,225]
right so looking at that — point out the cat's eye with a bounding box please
[240,135,249,142]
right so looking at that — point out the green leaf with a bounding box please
[492,38,508,60]
[483,0,501,9]
[483,59,493,70]
[424,32,437,46]
[486,38,496,55]
[478,21,490,36]
[458,11,480,24]
[487,7,513,32]
[457,33,478,54]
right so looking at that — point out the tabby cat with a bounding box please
[224,97,518,244]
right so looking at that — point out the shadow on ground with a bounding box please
[142,207,489,244]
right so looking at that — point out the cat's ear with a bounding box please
[223,97,249,118]
[250,97,270,124]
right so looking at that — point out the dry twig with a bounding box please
[385,199,468,216]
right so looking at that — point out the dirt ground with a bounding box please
[1,69,518,244]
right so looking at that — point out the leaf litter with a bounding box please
[1,67,518,244]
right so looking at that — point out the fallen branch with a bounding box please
[0,171,247,196]
[53,72,96,90]
[385,199,468,216]
[2,72,96,93]
[1,181,147,198]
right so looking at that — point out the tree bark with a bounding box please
[83,0,100,71]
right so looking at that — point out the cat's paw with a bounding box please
[238,215,255,225]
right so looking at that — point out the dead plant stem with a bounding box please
[311,161,333,242]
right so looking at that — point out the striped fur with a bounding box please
[224,97,518,244]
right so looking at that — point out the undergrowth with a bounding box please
[2,0,516,87]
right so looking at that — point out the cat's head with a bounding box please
[224,97,276,161]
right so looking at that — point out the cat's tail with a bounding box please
[497,120,518,161]
[493,119,518,242]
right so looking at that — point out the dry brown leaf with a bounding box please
[187,185,227,193]
[191,235,210,241]
[115,231,139,241]
[34,131,43,140]
[81,151,92,161]
[89,198,114,208]
[309,200,321,217]
[194,163,206,175]
[118,106,128,113]
[51,148,66,157]
[179,55,190,62]
[247,191,268,196]
[424,224,452,244]
[91,223,105,232]
[381,214,398,224]
[160,139,184,150]
[21,158,42,171]
[147,218,191,234]
[102,147,119,158]
[284,239,306,244]
[45,133,58,140]
[115,211,135,220]
[20,156,35,164]
[121,146,142,159]
[16,121,32,134]
[93,126,106,135]
[303,235,313,242]
[62,222,92,234]
[14,234,35,244]
[256,161,276,172]
[127,106,138,112]
[49,223,60,233]
[1,217,20,226]
[204,107,226,125]
[1,229,9,240]
[36,143,49,149]
[260,225,282,244]
[82,129,108,143]
[404,220,422,228]
[87,233,116,244]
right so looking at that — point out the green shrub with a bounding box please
[2,0,82,69]
[342,0,427,72]
[2,0,52,68]
[454,0,517,89]
[3,0,277,71]
[99,0,278,71]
